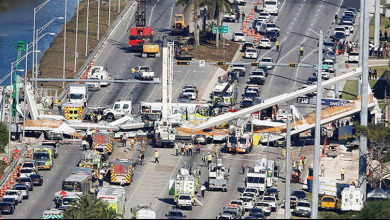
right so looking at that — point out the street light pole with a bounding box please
[97,0,100,40]
[74,0,80,72]
[311,29,323,219]
[86,0,89,56]
[284,112,291,219]
[63,0,68,88]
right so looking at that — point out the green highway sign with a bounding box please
[314,64,328,69]
[212,25,229,34]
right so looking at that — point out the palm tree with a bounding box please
[63,194,122,219]
[175,0,204,46]
[205,0,233,49]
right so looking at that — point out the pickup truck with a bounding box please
[3,190,23,205]
[249,69,265,85]
[134,66,155,80]
[223,10,236,22]
[262,195,277,212]
[295,200,311,217]
[320,195,338,210]
[176,194,193,210]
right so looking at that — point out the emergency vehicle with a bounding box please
[211,82,238,107]
[109,158,136,185]
[62,103,83,122]
[33,145,56,170]
[42,209,64,219]
[245,158,267,193]
[92,129,114,154]
[62,173,92,195]
[79,150,103,177]
[97,186,126,215]
[227,118,253,154]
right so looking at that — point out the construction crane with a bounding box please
[12,41,26,123]
[207,73,238,116]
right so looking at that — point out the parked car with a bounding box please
[182,88,197,100]
[259,39,271,49]
[19,168,35,178]
[222,207,241,219]
[244,187,261,198]
[323,50,336,62]
[21,159,37,172]
[334,25,350,36]
[242,42,255,52]
[348,52,359,63]
[302,76,318,88]
[240,98,254,108]
[264,188,279,200]
[264,31,277,42]
[244,213,265,219]
[29,174,43,186]
[295,201,311,217]
[3,190,23,205]
[331,32,345,42]
[240,192,257,211]
[232,32,246,42]
[227,200,245,216]
[194,134,207,145]
[13,184,29,199]
[258,12,270,20]
[17,177,34,191]
[261,195,277,212]
[1,198,16,209]
[0,202,15,214]
[249,207,264,216]
[254,202,271,216]
[322,41,336,52]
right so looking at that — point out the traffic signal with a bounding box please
[289,63,299,68]
[216,61,227,66]
[250,62,260,67]
[176,61,191,66]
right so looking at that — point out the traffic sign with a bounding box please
[212,25,229,34]
[199,60,205,67]
[314,64,328,69]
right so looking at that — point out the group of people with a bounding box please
[368,41,390,59]
[174,142,202,156]
[85,112,103,123]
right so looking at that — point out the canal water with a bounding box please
[0,0,80,86]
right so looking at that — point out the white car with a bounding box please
[227,200,245,215]
[182,88,197,100]
[13,184,29,200]
[21,160,37,172]
[259,39,271,49]
[256,15,269,23]
[295,201,311,217]
[255,201,272,216]
[340,20,354,33]
[240,192,257,211]
[257,22,280,36]
[3,190,23,204]
[262,195,277,212]
[258,12,271,21]
[19,168,35,178]
[86,76,101,91]
[348,52,359,63]
[261,57,274,69]
[245,48,258,59]
[232,32,246,42]
[334,25,350,36]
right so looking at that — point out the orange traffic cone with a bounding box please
[247,29,251,36]
[254,33,260,42]
[252,29,256,37]
[6,181,10,189]
[10,176,14,184]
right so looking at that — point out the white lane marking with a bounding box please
[147,84,159,102]
[169,6,174,29]
[124,83,137,100]
[148,5,156,27]
[293,49,316,88]
[274,0,287,23]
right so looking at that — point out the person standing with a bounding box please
[341,120,344,127]
[130,138,135,151]
[98,173,103,187]
[184,144,189,156]
[120,178,125,187]
[94,186,99,196]
[201,184,206,198]
[341,167,345,180]
[300,45,304,56]
[242,12,245,22]
[122,133,127,148]
[303,157,307,171]
[321,164,325,177]
[281,148,286,160]
[189,143,193,156]
[154,150,160,163]
[207,152,212,167]
[334,14,338,24]
[202,154,207,166]
[336,120,340,128]
[139,152,145,165]
[242,162,247,175]
[196,143,201,154]
[50,98,54,109]
[175,142,179,156]
[214,145,219,158]
[54,196,61,208]
[276,40,280,52]
[82,139,88,152]
[369,68,372,79]
[298,159,302,172]
[385,30,388,41]
[292,160,296,171]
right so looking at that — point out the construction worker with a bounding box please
[297,158,302,171]
[207,152,212,167]
[341,167,345,180]
[303,157,307,171]
[154,150,160,163]
[184,144,189,156]
[139,152,145,165]
[175,142,179,156]
[202,154,207,166]
[242,162,246,175]
[98,173,104,187]
[82,139,88,152]
[196,143,201,154]
[276,40,280,52]
[141,139,146,152]
[54,196,61,208]
[281,148,286,160]
[300,45,304,56]
[130,138,135,151]
[201,184,206,198]
[188,143,193,156]
[214,145,219,158]
[292,160,296,171]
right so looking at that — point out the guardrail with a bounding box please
[58,0,137,101]
[0,134,44,188]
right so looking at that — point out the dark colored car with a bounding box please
[265,188,279,200]
[323,50,336,61]
[249,207,264,216]
[264,31,277,42]
[346,7,357,15]
[322,41,336,52]
[18,177,34,191]
[0,202,14,214]
[178,93,191,103]
[244,213,265,219]
[165,208,186,219]
[29,174,43,186]
[341,14,355,23]
[240,98,254,108]
[291,190,307,200]
[232,68,245,77]
[331,32,345,42]
[1,198,16,208]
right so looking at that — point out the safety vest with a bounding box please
[175,143,179,149]
[197,144,201,149]
[189,144,193,149]
[341,169,345,174]
[281,149,286,155]
[303,159,307,164]
[130,139,135,145]
[300,46,304,51]
[99,174,103,179]
[154,152,159,158]
[298,160,302,166]
[276,40,280,46]
[366,170,370,176]
[292,162,296,168]
[214,147,218,152]
[207,154,212,161]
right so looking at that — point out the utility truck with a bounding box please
[97,186,126,215]
[42,209,64,219]
[54,190,83,208]
[88,66,110,86]
[103,100,132,122]
[69,84,88,107]
[61,172,92,195]
[131,204,156,219]
[169,165,201,210]
[154,120,176,148]
[245,158,267,193]
[92,129,114,154]
[227,118,253,154]
[208,159,229,192]
[33,145,56,170]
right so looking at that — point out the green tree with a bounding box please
[204,0,233,49]
[324,200,390,219]
[0,122,9,153]
[63,194,122,219]
[175,0,205,47]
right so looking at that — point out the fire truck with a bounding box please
[92,129,114,155]
[109,158,136,185]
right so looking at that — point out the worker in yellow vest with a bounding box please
[292,161,296,171]
[300,45,304,56]
[214,145,219,158]
[303,157,307,171]
[281,148,286,160]
[207,152,212,166]
[154,150,160,163]
[341,167,345,180]
[276,40,280,52]
[130,138,135,151]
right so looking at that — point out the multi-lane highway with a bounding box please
[6,0,362,219]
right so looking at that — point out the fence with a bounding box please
[58,0,137,102]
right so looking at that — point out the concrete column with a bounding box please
[374,0,380,46]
